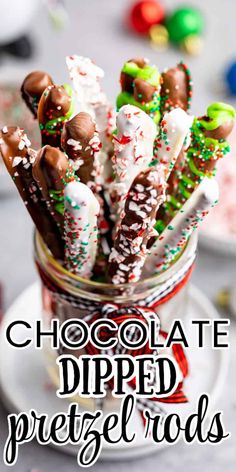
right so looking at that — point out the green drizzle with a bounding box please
[49,189,64,215]
[43,84,75,134]
[116,91,161,124]
[154,220,165,234]
[154,103,233,234]
[189,119,230,161]
[199,102,235,131]
[122,62,160,86]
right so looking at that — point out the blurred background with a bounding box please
[0,0,236,471]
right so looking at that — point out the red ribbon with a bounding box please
[84,305,188,424]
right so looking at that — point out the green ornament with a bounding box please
[166,7,204,44]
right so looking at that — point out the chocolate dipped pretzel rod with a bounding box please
[156,102,235,231]
[117,58,161,124]
[111,104,157,216]
[66,55,106,116]
[66,55,115,182]
[160,62,192,116]
[64,180,100,277]
[146,178,219,275]
[158,62,193,206]
[0,127,64,259]
[108,168,166,284]
[146,107,193,245]
[61,111,113,245]
[61,112,102,192]
[37,83,75,148]
[21,71,54,118]
[33,145,75,233]
[66,55,115,144]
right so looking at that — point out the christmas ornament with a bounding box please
[225,61,236,95]
[149,24,169,49]
[165,6,204,54]
[126,2,205,56]
[128,0,165,35]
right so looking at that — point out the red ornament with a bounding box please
[128,0,165,35]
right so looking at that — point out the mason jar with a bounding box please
[34,230,198,410]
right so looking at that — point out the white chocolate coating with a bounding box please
[66,55,115,181]
[66,55,105,115]
[64,180,100,278]
[153,108,194,179]
[146,178,219,274]
[111,104,157,213]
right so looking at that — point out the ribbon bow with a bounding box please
[61,303,188,425]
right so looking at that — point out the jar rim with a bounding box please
[34,230,198,291]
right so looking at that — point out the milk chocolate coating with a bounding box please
[160,64,190,115]
[61,112,96,185]
[165,118,233,206]
[203,119,234,140]
[38,85,72,148]
[33,145,71,231]
[168,116,233,195]
[129,57,147,68]
[0,127,64,259]
[120,58,149,95]
[186,118,234,182]
[21,70,54,118]
[133,78,157,103]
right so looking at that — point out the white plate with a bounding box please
[0,283,229,460]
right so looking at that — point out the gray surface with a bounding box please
[0,0,236,470]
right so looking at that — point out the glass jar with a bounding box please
[34,230,197,409]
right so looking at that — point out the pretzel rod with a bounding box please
[165,147,189,199]
[117,58,161,124]
[94,102,116,153]
[95,102,116,187]
[108,168,166,284]
[0,127,64,259]
[37,84,75,148]
[61,112,102,192]
[3,58,236,287]
[160,62,192,116]
[146,178,219,275]
[144,108,193,248]
[111,104,157,216]
[153,108,193,179]
[33,145,75,233]
[21,71,54,118]
[155,102,235,231]
[66,55,106,114]
[64,180,100,277]
[66,55,116,183]
[61,110,113,254]
[156,62,193,205]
